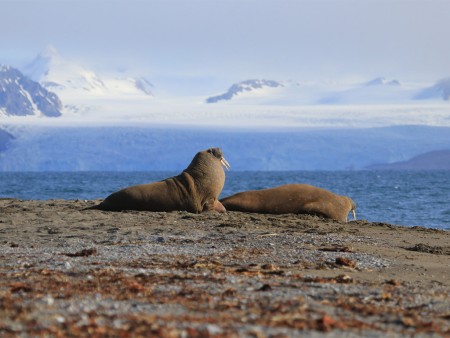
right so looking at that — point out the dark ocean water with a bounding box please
[0,171,449,230]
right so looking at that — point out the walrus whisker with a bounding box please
[221,157,231,170]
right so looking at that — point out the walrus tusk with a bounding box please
[352,209,357,221]
[221,157,231,171]
[221,158,230,170]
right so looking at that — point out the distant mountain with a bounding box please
[206,76,450,105]
[364,77,401,87]
[0,65,62,117]
[414,78,450,101]
[23,45,154,100]
[319,77,412,104]
[206,79,283,103]
[134,77,154,96]
[206,77,423,105]
[367,150,450,170]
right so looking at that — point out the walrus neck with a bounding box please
[185,164,211,178]
[184,157,224,210]
[184,154,219,180]
[172,171,202,212]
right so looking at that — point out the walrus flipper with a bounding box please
[213,200,226,213]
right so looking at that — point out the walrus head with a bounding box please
[207,148,231,170]
[185,147,230,178]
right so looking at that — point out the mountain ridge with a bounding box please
[1,46,449,122]
[0,65,62,117]
[414,78,450,101]
[206,79,284,103]
[367,149,450,170]
[206,77,450,105]
[23,45,154,100]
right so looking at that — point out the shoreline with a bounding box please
[1,199,449,336]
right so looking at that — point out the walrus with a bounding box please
[89,148,230,213]
[220,184,356,222]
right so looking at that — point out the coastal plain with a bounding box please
[0,199,449,337]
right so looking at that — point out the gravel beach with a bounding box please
[1,198,449,337]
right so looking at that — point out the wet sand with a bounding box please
[0,198,449,337]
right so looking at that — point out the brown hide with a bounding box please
[220,184,356,222]
[92,148,227,213]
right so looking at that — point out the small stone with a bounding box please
[385,279,401,286]
[261,263,277,270]
[155,236,165,243]
[55,315,65,324]
[335,274,353,283]
[43,295,54,305]
[335,257,357,268]
[206,324,223,335]
[257,284,272,291]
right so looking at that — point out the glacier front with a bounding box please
[1,125,450,171]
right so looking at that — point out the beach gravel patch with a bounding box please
[405,243,450,255]
[0,199,449,337]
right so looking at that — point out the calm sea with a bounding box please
[0,171,449,230]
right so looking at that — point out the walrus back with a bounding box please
[89,177,193,212]
[221,184,316,214]
[220,191,264,213]
[221,184,357,222]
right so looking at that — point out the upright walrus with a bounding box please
[90,148,230,213]
[220,184,356,222]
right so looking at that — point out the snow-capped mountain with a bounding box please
[0,65,62,117]
[318,77,414,104]
[364,77,401,87]
[206,79,284,103]
[23,46,154,101]
[205,77,450,105]
[414,78,450,101]
[134,77,154,95]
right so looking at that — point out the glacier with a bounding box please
[1,125,450,171]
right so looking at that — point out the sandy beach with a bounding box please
[0,198,449,337]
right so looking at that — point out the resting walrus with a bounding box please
[89,148,230,213]
[220,184,356,222]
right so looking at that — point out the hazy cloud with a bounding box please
[1,0,449,82]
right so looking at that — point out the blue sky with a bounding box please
[1,0,449,84]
